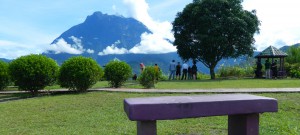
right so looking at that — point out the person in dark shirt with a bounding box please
[176,62,181,80]
[192,61,197,80]
[188,66,192,80]
[132,74,137,80]
[271,60,278,79]
[265,59,271,79]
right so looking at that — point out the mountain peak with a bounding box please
[49,11,150,55]
[84,11,126,23]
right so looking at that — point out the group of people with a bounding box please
[134,60,199,81]
[256,59,278,79]
[169,60,198,80]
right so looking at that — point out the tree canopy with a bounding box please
[173,0,260,79]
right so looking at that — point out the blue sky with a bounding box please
[0,0,300,59]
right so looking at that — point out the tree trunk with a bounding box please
[30,90,38,96]
[210,67,216,79]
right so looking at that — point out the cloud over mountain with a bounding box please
[123,0,176,53]
[46,0,177,56]
[46,11,153,55]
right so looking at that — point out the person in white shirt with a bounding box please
[168,60,176,80]
[181,62,189,80]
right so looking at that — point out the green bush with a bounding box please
[197,72,211,80]
[217,65,254,78]
[58,56,103,92]
[138,66,161,88]
[288,63,300,78]
[0,60,10,90]
[104,60,132,88]
[9,54,58,95]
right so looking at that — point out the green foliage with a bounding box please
[285,46,300,64]
[104,60,132,88]
[173,0,260,79]
[58,56,103,92]
[8,54,58,95]
[196,72,211,80]
[138,66,161,88]
[284,47,300,78]
[0,60,10,90]
[217,65,254,78]
[287,63,300,78]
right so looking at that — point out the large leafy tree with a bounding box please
[173,0,260,79]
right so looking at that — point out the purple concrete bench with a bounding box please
[124,94,278,135]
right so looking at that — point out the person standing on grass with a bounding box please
[168,60,176,80]
[265,59,271,79]
[188,66,192,80]
[271,60,278,79]
[181,62,188,80]
[192,61,198,80]
[176,62,181,80]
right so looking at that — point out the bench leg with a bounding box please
[228,113,259,135]
[137,120,157,135]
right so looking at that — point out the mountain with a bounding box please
[0,58,11,63]
[280,43,300,52]
[49,11,150,53]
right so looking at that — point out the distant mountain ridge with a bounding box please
[279,43,300,52]
[0,58,11,63]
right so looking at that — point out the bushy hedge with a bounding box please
[287,63,300,78]
[217,65,254,78]
[0,60,10,90]
[9,54,58,95]
[58,56,103,92]
[104,60,132,88]
[138,66,161,88]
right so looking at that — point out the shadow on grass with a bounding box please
[0,93,34,103]
[0,90,89,103]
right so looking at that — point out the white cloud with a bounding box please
[98,40,129,55]
[87,49,94,54]
[123,0,176,54]
[0,40,44,59]
[46,36,84,54]
[243,0,300,51]
[129,32,175,54]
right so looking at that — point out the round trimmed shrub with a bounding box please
[104,60,132,88]
[9,54,58,95]
[0,60,10,90]
[58,56,103,92]
[138,66,160,88]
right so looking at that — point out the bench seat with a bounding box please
[124,94,277,121]
[124,94,278,135]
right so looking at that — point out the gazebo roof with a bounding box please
[255,46,288,58]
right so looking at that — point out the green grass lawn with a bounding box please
[4,78,300,91]
[0,92,299,135]
[91,78,300,89]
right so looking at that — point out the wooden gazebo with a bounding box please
[255,46,288,78]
